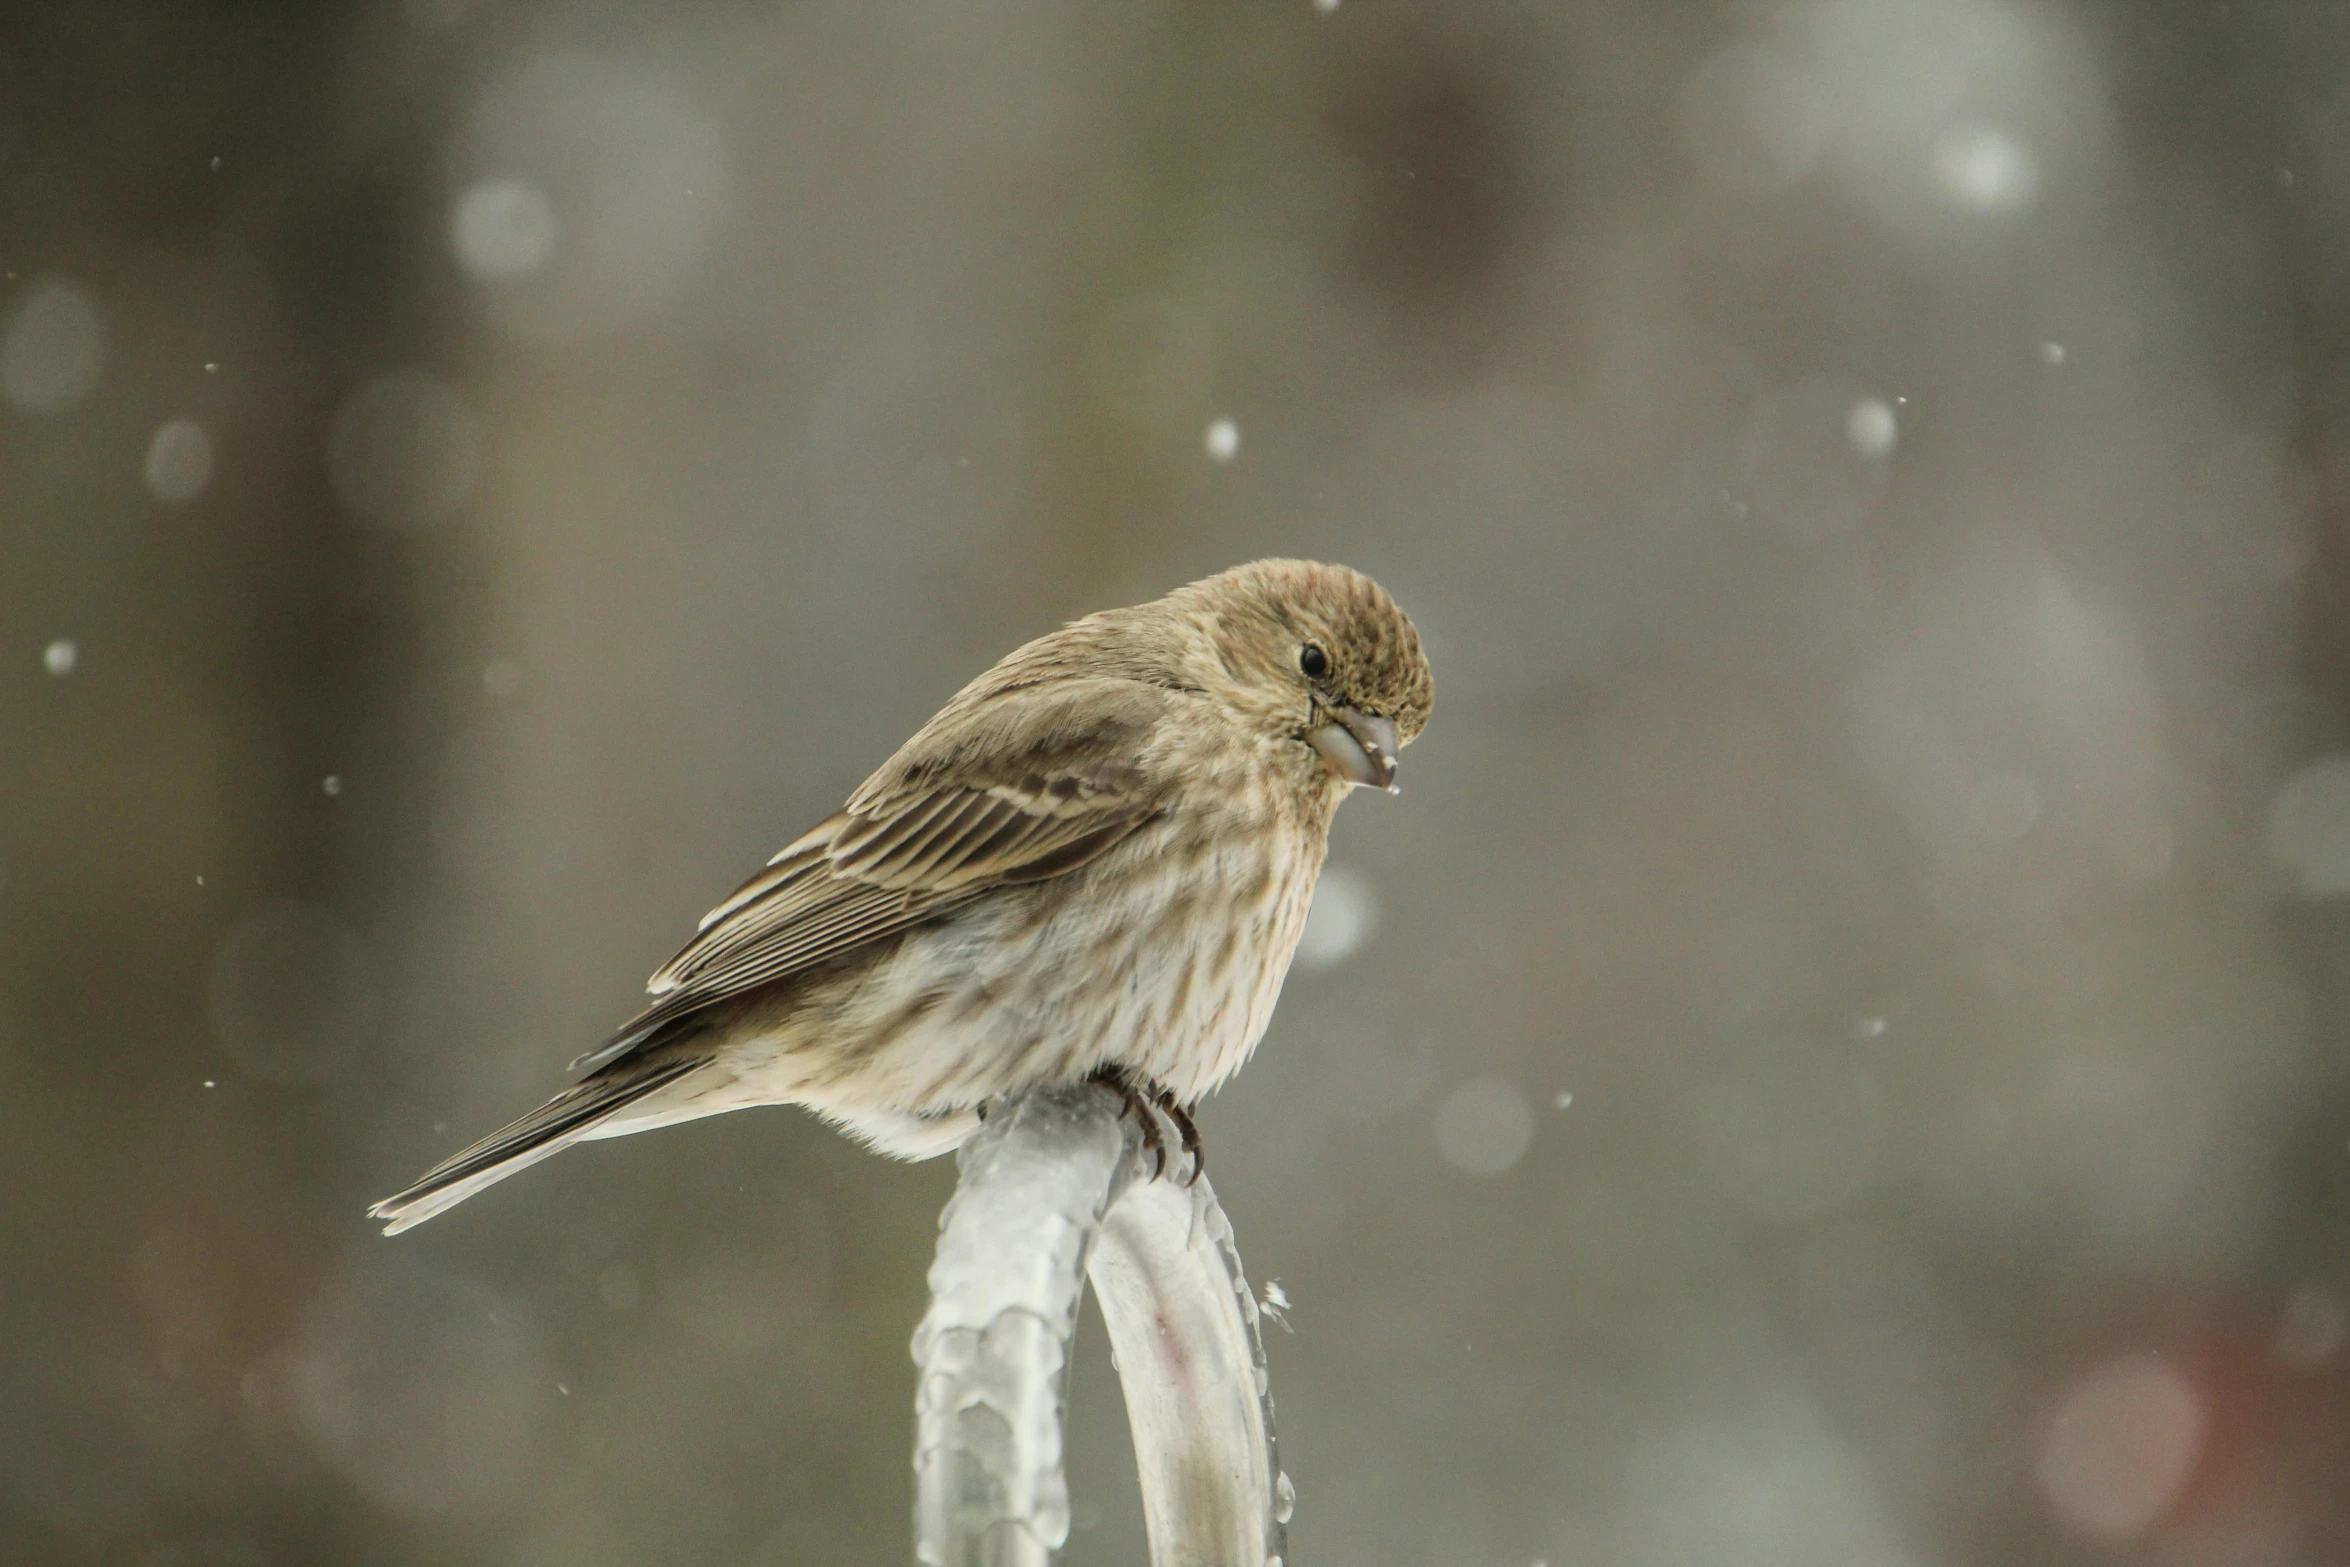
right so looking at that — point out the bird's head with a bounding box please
[1170,558,1433,793]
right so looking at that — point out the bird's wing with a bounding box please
[571,678,1169,1075]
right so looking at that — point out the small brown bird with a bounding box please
[371,558,1431,1233]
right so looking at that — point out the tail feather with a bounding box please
[369,1057,706,1235]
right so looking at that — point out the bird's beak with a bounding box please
[1307,707,1402,793]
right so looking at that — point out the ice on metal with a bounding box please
[1091,1162,1288,1565]
[1261,1278,1294,1332]
[912,1083,1287,1566]
[912,1088,1128,1564]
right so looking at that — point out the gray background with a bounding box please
[4,1,2349,1562]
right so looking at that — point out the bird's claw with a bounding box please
[1090,1067,1201,1185]
[1149,1084,1204,1188]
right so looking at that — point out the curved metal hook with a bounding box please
[911,1085,1288,1566]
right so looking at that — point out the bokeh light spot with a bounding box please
[1740,380,1893,541]
[2036,1353,2202,1541]
[453,53,725,341]
[2263,755,2350,896]
[2275,1284,2348,1370]
[143,417,215,503]
[1933,125,2039,213]
[451,177,557,282]
[1846,397,1898,458]
[1435,1078,1535,1177]
[327,370,482,530]
[1676,46,1832,197]
[1295,865,1378,969]
[1,277,107,412]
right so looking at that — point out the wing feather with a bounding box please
[572,678,1172,1077]
[895,796,1027,886]
[689,821,839,937]
[847,790,994,882]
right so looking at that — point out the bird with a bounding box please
[370,558,1431,1233]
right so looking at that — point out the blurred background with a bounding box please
[5,0,2350,1562]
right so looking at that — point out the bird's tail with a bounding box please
[369,1056,706,1235]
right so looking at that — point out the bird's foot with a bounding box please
[1089,1065,1198,1182]
[1148,1083,1204,1187]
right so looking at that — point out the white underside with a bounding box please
[574,815,1325,1160]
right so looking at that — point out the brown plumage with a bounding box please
[370,559,1431,1233]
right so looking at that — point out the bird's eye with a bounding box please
[1298,644,1330,680]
